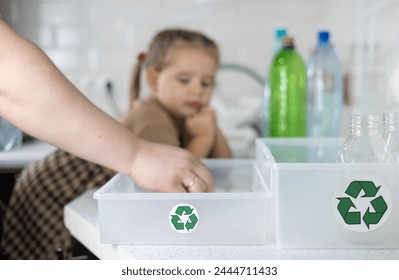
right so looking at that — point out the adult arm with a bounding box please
[0,19,213,193]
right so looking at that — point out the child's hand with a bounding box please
[185,106,217,139]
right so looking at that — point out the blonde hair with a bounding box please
[129,28,219,107]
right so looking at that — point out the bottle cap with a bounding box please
[318,31,330,44]
[282,36,294,48]
[275,29,287,40]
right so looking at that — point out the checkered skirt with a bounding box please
[0,150,115,259]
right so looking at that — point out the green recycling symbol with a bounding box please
[169,204,199,233]
[336,180,391,231]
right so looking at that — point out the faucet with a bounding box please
[218,63,266,137]
[218,63,265,86]
[104,64,267,137]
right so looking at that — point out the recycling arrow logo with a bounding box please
[169,204,199,233]
[334,178,392,232]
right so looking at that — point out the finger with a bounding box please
[166,174,191,193]
[192,161,214,192]
[183,172,212,193]
[181,172,198,192]
[174,184,189,193]
[187,175,208,193]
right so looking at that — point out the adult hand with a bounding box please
[0,19,215,194]
[129,140,214,193]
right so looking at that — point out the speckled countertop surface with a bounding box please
[64,189,399,260]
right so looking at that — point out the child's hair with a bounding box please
[129,28,219,107]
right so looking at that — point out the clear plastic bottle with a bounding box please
[0,118,23,152]
[269,36,306,137]
[261,29,287,137]
[307,31,343,137]
[336,115,386,163]
[383,112,399,162]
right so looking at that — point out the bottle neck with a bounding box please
[350,115,381,136]
[318,42,331,48]
[283,44,295,50]
[282,36,295,50]
[383,112,399,132]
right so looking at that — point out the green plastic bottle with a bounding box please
[269,36,307,137]
[261,28,287,137]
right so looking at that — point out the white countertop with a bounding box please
[64,189,399,260]
[0,141,56,169]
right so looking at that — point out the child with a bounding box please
[123,29,232,159]
[1,28,232,259]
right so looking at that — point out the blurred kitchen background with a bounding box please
[1,0,399,157]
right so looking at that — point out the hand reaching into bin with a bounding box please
[0,25,229,259]
[0,19,213,193]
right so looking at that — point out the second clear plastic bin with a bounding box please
[257,137,399,248]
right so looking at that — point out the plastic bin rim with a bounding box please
[93,192,271,200]
[94,159,271,199]
[269,162,399,170]
[256,137,345,143]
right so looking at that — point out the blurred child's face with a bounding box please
[150,47,217,118]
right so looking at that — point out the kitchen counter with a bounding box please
[0,140,56,170]
[64,189,399,260]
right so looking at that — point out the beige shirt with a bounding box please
[121,96,189,148]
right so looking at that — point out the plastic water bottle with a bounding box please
[383,112,399,162]
[336,115,386,163]
[307,31,343,137]
[0,118,23,152]
[269,36,306,137]
[261,28,287,137]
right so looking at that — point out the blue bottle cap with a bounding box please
[318,31,330,44]
[276,29,287,40]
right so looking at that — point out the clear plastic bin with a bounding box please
[257,138,399,248]
[94,159,273,244]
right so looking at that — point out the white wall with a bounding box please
[2,0,399,154]
[0,0,332,113]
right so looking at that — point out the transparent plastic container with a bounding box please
[337,115,386,163]
[257,137,399,248]
[94,159,273,245]
[307,31,343,137]
[383,112,399,162]
[0,118,22,152]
